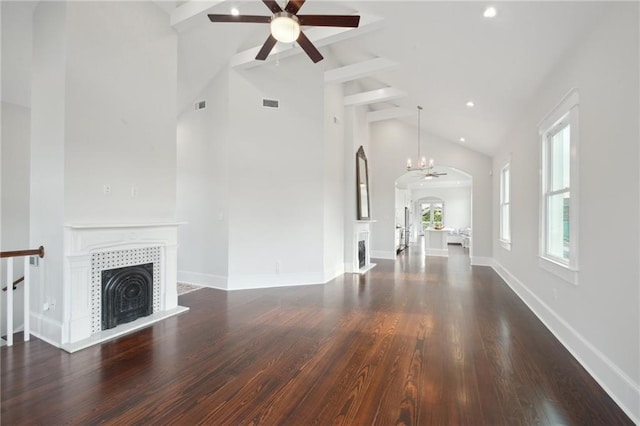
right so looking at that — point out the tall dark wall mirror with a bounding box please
[356,146,370,220]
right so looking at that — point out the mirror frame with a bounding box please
[356,146,371,220]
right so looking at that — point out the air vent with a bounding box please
[195,100,206,110]
[262,99,279,109]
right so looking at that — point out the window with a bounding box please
[539,89,579,284]
[499,163,511,250]
[421,200,444,230]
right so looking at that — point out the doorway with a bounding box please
[394,166,472,260]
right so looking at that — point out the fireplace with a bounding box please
[349,221,375,274]
[61,222,188,352]
[102,263,153,330]
[358,240,366,268]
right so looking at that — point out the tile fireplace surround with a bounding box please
[61,223,188,352]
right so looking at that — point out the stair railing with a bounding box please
[1,246,45,346]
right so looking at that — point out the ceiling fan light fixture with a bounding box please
[270,12,300,43]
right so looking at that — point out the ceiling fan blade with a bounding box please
[262,0,283,14]
[297,15,360,28]
[208,14,271,24]
[255,34,278,61]
[285,0,305,14]
[297,31,323,63]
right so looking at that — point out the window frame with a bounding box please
[499,162,511,250]
[538,89,580,285]
[421,200,444,230]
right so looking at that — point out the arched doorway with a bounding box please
[394,166,473,260]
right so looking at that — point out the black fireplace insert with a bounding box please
[101,263,153,330]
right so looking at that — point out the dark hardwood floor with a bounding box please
[1,245,633,425]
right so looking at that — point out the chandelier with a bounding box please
[406,106,447,179]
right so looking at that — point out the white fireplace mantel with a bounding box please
[61,222,188,352]
[347,220,376,274]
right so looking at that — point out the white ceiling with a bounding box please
[2,1,612,156]
[170,0,611,155]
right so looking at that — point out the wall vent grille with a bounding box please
[262,99,279,108]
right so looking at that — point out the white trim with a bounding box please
[499,162,511,246]
[470,256,493,266]
[370,250,396,260]
[492,261,639,424]
[499,240,512,251]
[29,312,63,347]
[324,264,346,281]
[538,88,579,131]
[60,306,189,353]
[539,89,580,279]
[351,263,377,275]
[226,272,325,291]
[178,270,228,290]
[538,256,579,286]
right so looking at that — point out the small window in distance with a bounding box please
[499,162,511,250]
[538,89,579,285]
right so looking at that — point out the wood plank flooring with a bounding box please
[1,245,633,425]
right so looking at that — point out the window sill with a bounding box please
[499,240,511,251]
[538,256,578,286]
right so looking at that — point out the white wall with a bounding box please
[64,2,177,223]
[1,102,31,336]
[177,56,345,290]
[323,83,345,280]
[177,70,230,288]
[29,2,178,345]
[226,62,325,289]
[1,1,34,108]
[491,4,639,421]
[30,1,68,343]
[369,120,492,262]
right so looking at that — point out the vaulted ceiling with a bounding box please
[2,1,612,155]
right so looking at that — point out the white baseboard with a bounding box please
[227,271,325,291]
[470,256,493,266]
[29,312,62,348]
[492,261,640,424]
[178,270,228,290]
[323,263,345,282]
[371,250,395,260]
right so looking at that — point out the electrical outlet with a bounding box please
[50,298,56,310]
[130,186,138,198]
[103,184,111,195]
[43,301,49,311]
[275,261,280,274]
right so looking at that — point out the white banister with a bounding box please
[6,258,13,346]
[23,256,30,342]
[1,246,43,347]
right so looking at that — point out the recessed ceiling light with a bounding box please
[483,7,497,18]
[466,100,475,107]
[459,137,466,143]
[231,7,240,16]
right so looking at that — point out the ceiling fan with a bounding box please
[208,0,360,63]
[420,165,448,180]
